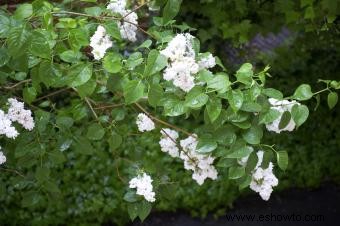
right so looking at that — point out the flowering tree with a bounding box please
[0,0,339,223]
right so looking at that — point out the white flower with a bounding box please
[198,53,216,70]
[160,33,200,92]
[179,134,218,185]
[107,0,127,15]
[90,25,113,60]
[241,150,278,201]
[249,162,278,201]
[136,113,155,132]
[129,173,156,202]
[107,0,139,42]
[159,128,179,157]
[0,147,6,165]
[265,98,300,133]
[0,109,19,139]
[7,98,34,131]
[119,11,138,42]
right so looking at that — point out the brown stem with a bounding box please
[134,102,192,136]
[0,167,25,178]
[3,79,31,89]
[34,87,71,102]
[85,97,98,119]
[94,103,125,110]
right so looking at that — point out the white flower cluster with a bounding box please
[0,98,34,139]
[265,98,300,133]
[198,53,216,70]
[240,150,278,201]
[90,25,113,60]
[159,128,179,157]
[136,113,155,132]
[160,34,216,92]
[107,0,138,42]
[129,173,156,202]
[0,147,6,165]
[0,109,18,139]
[179,135,218,185]
[7,98,35,131]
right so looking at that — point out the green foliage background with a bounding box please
[0,0,339,225]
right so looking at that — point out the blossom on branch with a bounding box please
[129,173,156,202]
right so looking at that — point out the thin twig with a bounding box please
[34,87,71,102]
[94,103,125,110]
[85,97,98,119]
[134,102,192,136]
[122,1,149,19]
[3,79,32,89]
[0,167,25,178]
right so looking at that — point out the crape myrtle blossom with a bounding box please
[107,0,138,42]
[198,53,216,70]
[179,135,218,185]
[160,34,216,92]
[265,98,300,133]
[90,25,113,60]
[159,128,179,157]
[0,147,6,165]
[136,113,155,132]
[129,173,156,202]
[7,98,34,131]
[239,150,278,201]
[0,110,18,139]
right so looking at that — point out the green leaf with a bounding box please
[84,6,102,16]
[148,84,164,107]
[0,14,11,38]
[76,79,96,98]
[59,50,82,63]
[108,132,122,150]
[21,191,40,207]
[263,88,283,99]
[245,152,259,173]
[124,191,139,203]
[279,111,291,129]
[236,63,253,86]
[239,175,252,190]
[259,109,281,124]
[68,63,93,87]
[276,150,288,171]
[104,21,121,40]
[227,146,253,158]
[86,123,105,140]
[68,28,89,50]
[14,3,33,20]
[293,84,313,101]
[184,88,209,109]
[227,89,244,112]
[206,98,222,122]
[0,47,10,67]
[207,73,231,93]
[29,31,52,59]
[241,102,262,112]
[127,203,139,221]
[229,166,245,179]
[126,52,144,70]
[242,125,263,145]
[35,167,50,182]
[138,201,152,222]
[74,137,94,155]
[196,137,217,153]
[144,50,167,76]
[123,81,145,104]
[217,158,236,168]
[7,25,31,57]
[163,0,182,24]
[23,87,37,104]
[291,104,309,127]
[327,92,338,109]
[103,52,122,73]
